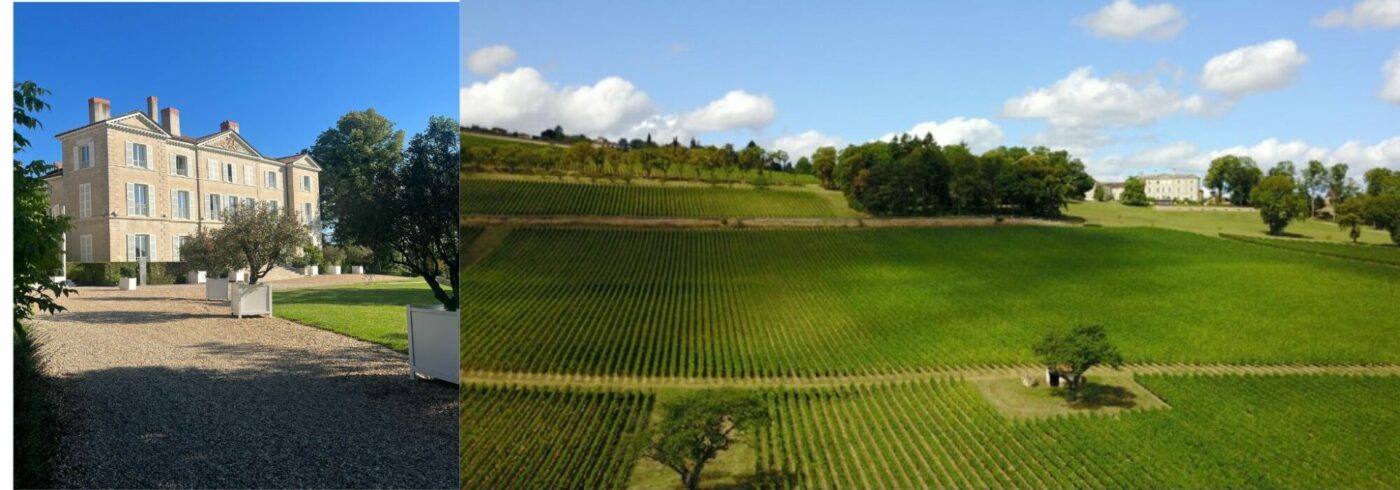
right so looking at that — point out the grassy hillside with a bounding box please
[1068,201,1393,245]
[462,226,1400,377]
[1222,233,1400,266]
[462,130,565,149]
[461,175,856,218]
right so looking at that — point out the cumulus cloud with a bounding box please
[1332,137,1400,169]
[1089,137,1400,182]
[878,117,1005,152]
[1198,138,1330,170]
[1200,39,1308,97]
[460,67,777,141]
[1092,141,1200,179]
[1076,0,1186,41]
[1382,50,1400,104]
[1313,0,1400,29]
[466,45,518,77]
[772,131,844,160]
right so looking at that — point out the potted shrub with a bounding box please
[300,244,322,276]
[117,266,138,291]
[346,245,371,274]
[330,116,458,383]
[214,202,312,317]
[181,230,234,300]
[323,245,346,275]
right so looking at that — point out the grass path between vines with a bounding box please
[461,363,1400,390]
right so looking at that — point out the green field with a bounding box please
[752,375,1400,489]
[461,226,1400,377]
[462,176,853,218]
[274,280,431,352]
[460,385,651,489]
[462,131,566,149]
[1068,201,1393,245]
[1222,233,1400,266]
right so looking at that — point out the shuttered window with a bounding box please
[209,194,222,219]
[79,235,92,262]
[209,160,220,182]
[244,165,253,185]
[126,183,150,216]
[78,183,91,218]
[125,142,149,168]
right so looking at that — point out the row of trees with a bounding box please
[1206,156,1360,210]
[1239,161,1400,243]
[464,137,810,183]
[1336,169,1400,245]
[825,134,1095,218]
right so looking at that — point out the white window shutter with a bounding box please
[126,234,135,261]
[149,237,157,262]
[173,237,181,262]
[244,165,252,185]
[169,154,176,174]
[209,160,218,181]
[126,183,134,215]
[125,141,133,166]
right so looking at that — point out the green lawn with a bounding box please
[1222,233,1400,266]
[275,280,439,353]
[1068,200,1393,245]
[462,175,855,218]
[462,226,1400,377]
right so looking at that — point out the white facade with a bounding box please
[1142,174,1202,201]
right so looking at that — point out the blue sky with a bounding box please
[17,2,457,163]
[462,0,1399,180]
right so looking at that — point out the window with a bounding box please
[173,190,191,219]
[266,170,278,188]
[302,175,311,192]
[268,200,278,213]
[225,163,236,182]
[127,234,151,261]
[172,155,189,177]
[209,194,222,219]
[79,235,92,262]
[208,160,220,182]
[51,204,62,216]
[78,183,91,218]
[126,183,150,217]
[243,197,255,209]
[173,236,187,262]
[303,203,313,224]
[77,144,92,169]
[227,195,239,213]
[126,142,149,168]
[244,165,253,185]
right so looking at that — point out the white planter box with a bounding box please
[117,277,138,291]
[206,277,231,301]
[231,270,247,282]
[303,265,319,276]
[407,305,459,384]
[231,283,273,318]
[351,266,365,274]
[187,270,207,284]
[327,265,341,275]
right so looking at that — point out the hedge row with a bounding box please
[67,262,196,286]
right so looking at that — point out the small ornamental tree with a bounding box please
[1251,175,1308,235]
[214,203,312,284]
[344,245,373,268]
[322,244,347,268]
[1120,177,1150,206]
[179,228,233,277]
[640,390,770,490]
[1032,325,1124,402]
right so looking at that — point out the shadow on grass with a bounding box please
[53,340,457,489]
[1055,383,1139,410]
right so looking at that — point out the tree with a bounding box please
[1205,155,1240,203]
[1302,160,1329,217]
[1269,160,1296,178]
[1032,325,1123,402]
[1364,168,1398,196]
[794,156,813,174]
[1327,163,1357,204]
[1251,175,1308,235]
[215,203,312,284]
[178,228,234,277]
[1335,197,1367,244]
[812,146,838,189]
[308,109,405,237]
[639,390,770,490]
[1120,177,1149,206]
[1093,184,1107,202]
[1227,157,1263,206]
[334,116,460,309]
[14,81,71,332]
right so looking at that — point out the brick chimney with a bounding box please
[161,107,181,136]
[220,120,239,134]
[146,96,159,123]
[88,97,110,123]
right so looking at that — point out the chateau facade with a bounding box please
[43,96,322,263]
[1142,173,1203,202]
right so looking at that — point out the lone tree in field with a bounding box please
[1032,325,1123,402]
[640,390,770,490]
[1251,174,1308,235]
[214,203,313,284]
[1120,177,1150,206]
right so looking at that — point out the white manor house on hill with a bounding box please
[43,96,322,263]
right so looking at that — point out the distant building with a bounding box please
[1087,182,1127,201]
[1141,173,1202,201]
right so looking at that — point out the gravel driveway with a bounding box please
[31,283,457,489]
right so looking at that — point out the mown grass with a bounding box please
[1222,233,1400,266]
[462,226,1400,377]
[274,280,433,353]
[753,374,1400,489]
[1068,200,1393,245]
[462,176,853,218]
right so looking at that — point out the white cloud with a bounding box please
[460,67,777,141]
[1382,49,1400,104]
[1090,137,1400,181]
[466,45,518,77]
[1093,141,1200,179]
[878,117,1005,152]
[1076,0,1186,41]
[772,131,844,160]
[680,90,777,132]
[1200,39,1308,97]
[1332,137,1400,169]
[1003,67,1206,129]
[1313,0,1400,29]
[1200,138,1330,170]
